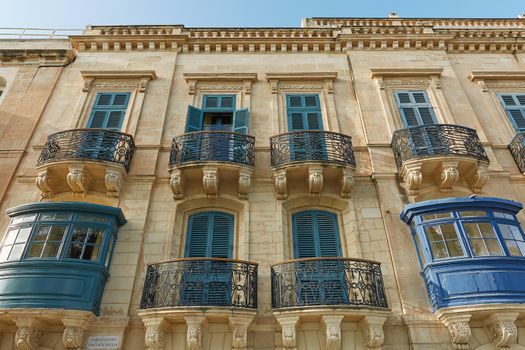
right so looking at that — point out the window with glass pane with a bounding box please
[421,212,451,221]
[0,226,32,261]
[498,224,525,256]
[27,225,66,258]
[424,224,464,259]
[463,222,503,256]
[67,226,105,262]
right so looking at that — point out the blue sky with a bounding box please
[1,0,524,29]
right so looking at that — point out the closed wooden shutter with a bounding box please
[395,91,437,127]
[499,94,525,131]
[87,92,130,130]
[185,212,233,258]
[292,211,341,258]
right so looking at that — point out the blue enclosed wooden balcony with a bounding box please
[269,131,356,198]
[401,196,525,311]
[509,131,525,174]
[168,131,256,199]
[271,257,388,309]
[35,128,135,198]
[391,124,490,195]
[139,258,258,310]
[0,202,126,315]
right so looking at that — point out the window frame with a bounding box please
[496,93,525,132]
[394,90,438,128]
[291,210,342,259]
[285,94,324,132]
[86,92,131,130]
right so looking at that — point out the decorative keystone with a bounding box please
[276,316,300,350]
[185,316,207,350]
[485,313,518,349]
[403,163,423,195]
[308,165,324,195]
[169,169,184,199]
[441,315,472,350]
[15,318,44,350]
[202,167,219,198]
[438,161,459,192]
[358,316,387,350]
[229,316,254,350]
[144,317,167,350]
[321,315,344,350]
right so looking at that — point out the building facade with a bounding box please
[1,16,525,350]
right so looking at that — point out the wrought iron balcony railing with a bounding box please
[271,257,388,309]
[509,132,525,173]
[169,131,255,168]
[140,258,258,309]
[36,128,135,172]
[391,124,488,170]
[270,131,356,167]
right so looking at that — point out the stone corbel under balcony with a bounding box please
[169,164,253,200]
[272,165,354,199]
[400,157,489,196]
[36,161,127,198]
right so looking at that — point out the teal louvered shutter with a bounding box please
[499,94,525,131]
[286,95,323,131]
[185,212,233,258]
[289,113,305,131]
[293,211,341,258]
[395,91,437,127]
[233,109,249,134]
[185,214,210,257]
[87,93,129,129]
[210,214,233,258]
[185,106,203,132]
[88,111,107,128]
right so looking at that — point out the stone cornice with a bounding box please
[370,68,443,79]
[265,72,337,82]
[183,72,257,83]
[81,70,157,80]
[468,71,525,81]
[0,49,75,66]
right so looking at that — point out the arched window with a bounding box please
[292,210,341,258]
[184,211,233,258]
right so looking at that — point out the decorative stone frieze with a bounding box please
[468,71,525,92]
[358,316,387,350]
[265,72,337,94]
[183,73,257,95]
[143,317,167,350]
[229,316,254,350]
[185,316,207,350]
[14,318,44,350]
[202,166,219,198]
[485,313,519,349]
[67,165,90,197]
[321,315,344,350]
[81,70,157,93]
[276,316,300,350]
[308,165,324,195]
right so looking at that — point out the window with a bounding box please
[498,224,525,256]
[185,95,248,134]
[87,92,130,130]
[497,93,525,132]
[424,224,464,259]
[0,210,119,265]
[286,94,323,131]
[463,222,502,256]
[185,212,234,258]
[394,91,437,127]
[292,210,341,258]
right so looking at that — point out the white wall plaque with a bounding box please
[87,336,120,350]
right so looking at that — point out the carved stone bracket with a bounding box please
[229,316,254,350]
[340,168,355,198]
[321,315,344,350]
[273,169,288,200]
[438,161,459,192]
[484,313,518,349]
[402,163,423,195]
[169,168,184,199]
[14,318,44,350]
[67,165,90,197]
[185,316,207,350]
[441,315,472,350]
[105,167,124,197]
[143,317,168,350]
[36,169,55,199]
[308,165,324,195]
[202,167,219,198]
[238,168,253,199]
[469,163,489,193]
[62,316,93,350]
[358,316,387,350]
[276,316,300,350]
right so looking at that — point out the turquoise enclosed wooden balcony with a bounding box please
[0,202,125,315]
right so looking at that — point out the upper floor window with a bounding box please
[185,211,234,258]
[286,94,323,131]
[185,95,249,134]
[497,93,525,132]
[394,91,437,127]
[292,210,341,258]
[87,92,131,130]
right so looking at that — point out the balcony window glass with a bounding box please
[421,212,451,221]
[498,224,525,256]
[463,222,502,256]
[27,225,67,258]
[424,224,464,259]
[66,226,104,261]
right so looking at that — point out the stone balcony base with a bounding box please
[138,307,257,350]
[436,304,525,350]
[36,160,127,199]
[400,156,489,196]
[272,308,391,350]
[169,162,254,200]
[271,163,355,200]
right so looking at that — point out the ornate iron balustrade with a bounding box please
[140,258,258,309]
[37,128,135,172]
[169,131,255,168]
[270,131,356,167]
[271,257,388,309]
[391,124,488,170]
[509,132,525,173]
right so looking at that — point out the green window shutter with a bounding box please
[106,111,125,129]
[185,106,203,132]
[88,111,108,128]
[96,94,112,106]
[185,212,233,258]
[88,92,130,129]
[203,95,236,110]
[289,112,305,131]
[293,211,341,258]
[286,94,323,131]
[499,94,525,131]
[233,109,249,134]
[395,91,437,127]
[306,112,322,130]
